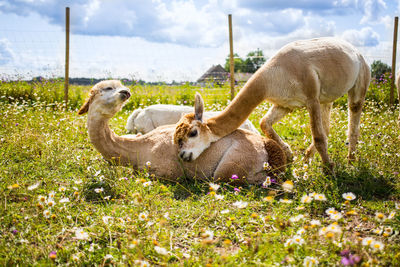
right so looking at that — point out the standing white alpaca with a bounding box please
[174,37,370,170]
[78,80,286,184]
[126,104,259,134]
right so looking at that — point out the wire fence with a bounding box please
[0,27,397,86]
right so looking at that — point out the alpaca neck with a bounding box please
[207,72,267,136]
[86,112,142,166]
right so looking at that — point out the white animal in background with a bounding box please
[174,37,371,171]
[125,104,259,134]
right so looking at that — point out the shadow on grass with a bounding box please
[334,161,398,200]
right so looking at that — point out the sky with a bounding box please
[0,0,399,82]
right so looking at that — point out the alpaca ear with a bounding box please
[194,92,204,122]
[77,98,91,115]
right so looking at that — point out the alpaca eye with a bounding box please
[104,87,113,91]
[189,129,198,138]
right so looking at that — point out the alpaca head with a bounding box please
[174,93,216,161]
[78,80,131,118]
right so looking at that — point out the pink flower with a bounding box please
[231,174,239,180]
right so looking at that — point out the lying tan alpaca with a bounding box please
[78,80,286,184]
[174,37,371,170]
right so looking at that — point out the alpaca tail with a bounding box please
[125,108,143,133]
[264,138,287,178]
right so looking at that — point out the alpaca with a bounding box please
[174,37,370,169]
[78,80,286,184]
[126,104,259,134]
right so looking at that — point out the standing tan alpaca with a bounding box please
[78,80,285,184]
[174,37,370,170]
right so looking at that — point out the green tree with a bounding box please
[224,53,244,73]
[242,49,266,73]
[224,49,266,73]
[371,60,391,80]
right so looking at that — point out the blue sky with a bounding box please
[0,0,399,82]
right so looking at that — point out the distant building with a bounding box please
[197,64,229,86]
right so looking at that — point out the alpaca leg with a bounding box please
[306,99,333,169]
[347,88,366,162]
[260,105,292,161]
[305,103,332,160]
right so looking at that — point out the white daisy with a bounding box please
[342,192,356,201]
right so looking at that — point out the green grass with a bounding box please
[0,79,400,266]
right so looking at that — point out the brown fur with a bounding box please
[264,139,286,176]
[175,38,371,169]
[174,113,195,144]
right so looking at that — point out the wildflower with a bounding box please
[59,186,66,192]
[303,256,319,267]
[383,227,393,237]
[263,196,274,202]
[301,194,312,204]
[289,214,305,223]
[223,239,232,246]
[263,161,272,171]
[48,191,56,198]
[75,228,89,240]
[251,213,258,219]
[102,216,113,224]
[314,193,327,201]
[371,240,384,251]
[74,179,83,184]
[232,200,248,209]
[7,183,19,190]
[154,246,169,255]
[340,250,361,266]
[309,219,321,227]
[342,192,356,201]
[94,188,104,193]
[279,198,293,204]
[296,206,305,210]
[375,212,386,221]
[143,181,152,187]
[233,187,240,195]
[43,209,51,218]
[372,228,383,235]
[325,208,338,216]
[209,183,220,191]
[221,209,230,214]
[46,197,55,207]
[262,176,272,188]
[72,254,80,261]
[49,251,57,260]
[346,210,357,216]
[138,212,148,221]
[297,228,306,235]
[361,237,374,246]
[27,182,40,191]
[208,191,216,197]
[292,235,305,245]
[387,211,396,220]
[38,195,47,204]
[201,230,214,243]
[145,161,151,168]
[231,174,239,180]
[59,197,70,203]
[330,213,343,221]
[214,194,224,200]
[282,180,294,192]
[104,254,113,260]
[284,238,294,247]
[134,260,150,267]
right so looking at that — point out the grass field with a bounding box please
[0,78,400,266]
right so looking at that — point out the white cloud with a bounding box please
[0,39,14,65]
[341,27,380,46]
[360,0,387,24]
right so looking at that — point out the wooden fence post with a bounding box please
[390,16,398,107]
[64,7,70,108]
[228,14,235,100]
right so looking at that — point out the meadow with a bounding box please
[0,77,399,266]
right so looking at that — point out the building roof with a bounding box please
[197,64,229,83]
